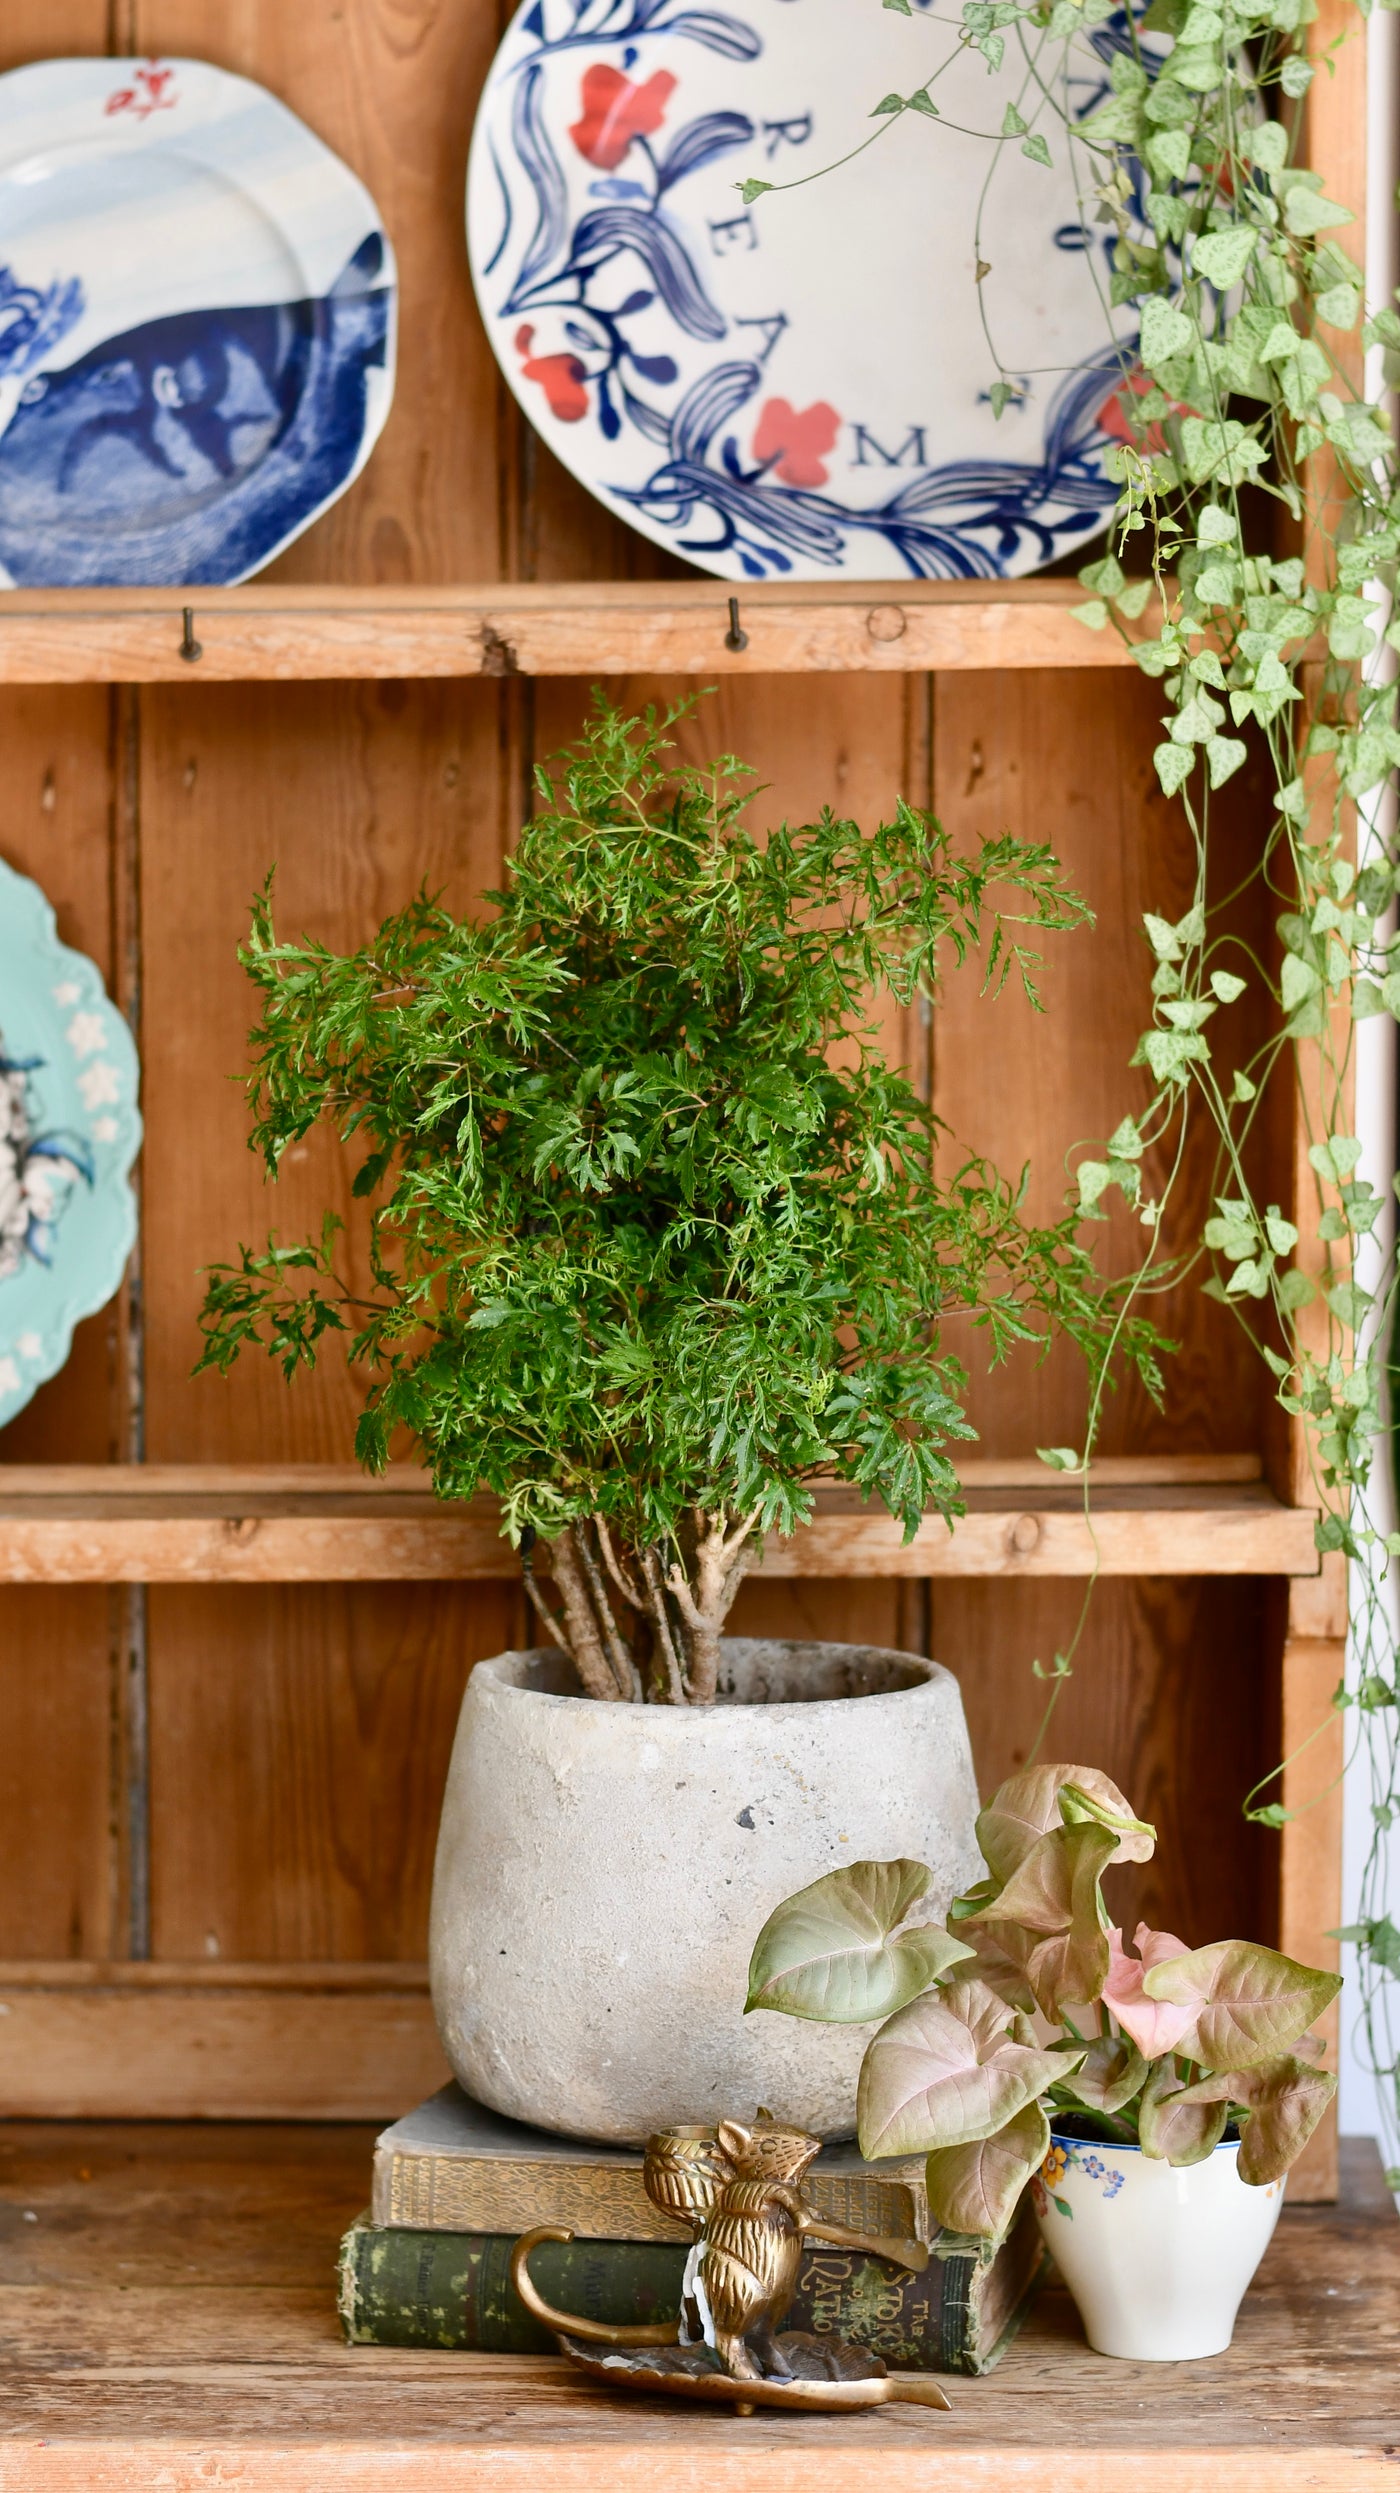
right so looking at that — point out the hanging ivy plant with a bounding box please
[750,0,1400,2180]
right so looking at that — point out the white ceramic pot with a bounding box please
[429,1639,982,2145]
[1032,2128,1285,2360]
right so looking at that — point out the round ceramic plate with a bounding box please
[468,0,1148,582]
[0,56,396,586]
[0,862,141,1428]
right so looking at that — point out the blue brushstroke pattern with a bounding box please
[511,65,569,300]
[0,267,85,381]
[655,110,753,190]
[616,351,1132,579]
[0,234,392,586]
[566,204,726,341]
[486,0,1161,577]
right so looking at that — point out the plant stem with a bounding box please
[641,1543,688,1705]
[543,1526,623,1703]
[577,1521,641,1701]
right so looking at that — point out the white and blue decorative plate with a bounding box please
[0,56,396,586]
[468,0,1152,582]
[0,861,141,1428]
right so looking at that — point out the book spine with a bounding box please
[339,2225,687,2355]
[338,2223,1016,2373]
[376,2148,922,2243]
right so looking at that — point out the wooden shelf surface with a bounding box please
[0,1458,1315,1583]
[0,579,1147,683]
[0,2120,1393,2490]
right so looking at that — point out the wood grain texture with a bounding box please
[1278,1634,1347,2201]
[135,678,519,1966]
[0,2123,1393,2482]
[930,1577,1284,1955]
[0,1484,1317,1582]
[0,583,1150,681]
[1271,0,1367,2149]
[0,1451,1267,1499]
[929,668,1279,1463]
[139,679,508,1461]
[0,1592,115,1961]
[0,1982,445,2119]
[146,1580,516,1962]
[0,0,109,76]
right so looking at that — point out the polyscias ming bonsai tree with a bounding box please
[198,700,1158,1704]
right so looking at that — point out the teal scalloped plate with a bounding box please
[0,860,140,1427]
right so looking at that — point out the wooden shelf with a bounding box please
[0,1458,1315,1584]
[0,2120,1393,2489]
[0,579,1149,683]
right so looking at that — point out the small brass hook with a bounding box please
[179,607,202,663]
[724,595,748,653]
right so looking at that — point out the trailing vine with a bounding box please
[747,0,1400,2175]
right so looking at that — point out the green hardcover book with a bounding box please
[338,2204,1048,2376]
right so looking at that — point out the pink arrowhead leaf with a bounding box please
[1235,2061,1337,2184]
[1101,1922,1196,2058]
[1170,2053,1338,2182]
[965,1822,1116,2017]
[856,1978,1079,2160]
[1137,2056,1229,2164]
[975,1764,1155,1884]
[924,2101,1051,2238]
[1056,2029,1148,2116]
[1141,1939,1342,2071]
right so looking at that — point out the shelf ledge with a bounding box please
[0,2123,1393,2484]
[0,578,1150,682]
[0,1461,1316,1582]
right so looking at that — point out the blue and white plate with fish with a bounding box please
[468,0,1162,583]
[0,56,396,586]
[0,861,141,1429]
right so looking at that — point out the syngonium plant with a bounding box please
[197,700,1159,1704]
[747,1763,1341,2236]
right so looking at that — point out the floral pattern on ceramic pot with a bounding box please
[1034,2142,1127,2216]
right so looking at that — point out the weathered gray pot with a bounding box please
[429,1639,982,2144]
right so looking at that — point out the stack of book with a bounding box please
[338,2087,1047,2374]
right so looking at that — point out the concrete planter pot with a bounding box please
[429,1639,982,2144]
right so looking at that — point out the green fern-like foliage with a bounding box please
[198,699,1158,1700]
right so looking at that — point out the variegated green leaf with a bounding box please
[746,1859,972,2023]
[856,1979,1077,2159]
[924,2101,1051,2237]
[1142,1940,1342,2071]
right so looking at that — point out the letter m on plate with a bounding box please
[850,424,929,467]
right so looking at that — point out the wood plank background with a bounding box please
[0,0,1304,2114]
